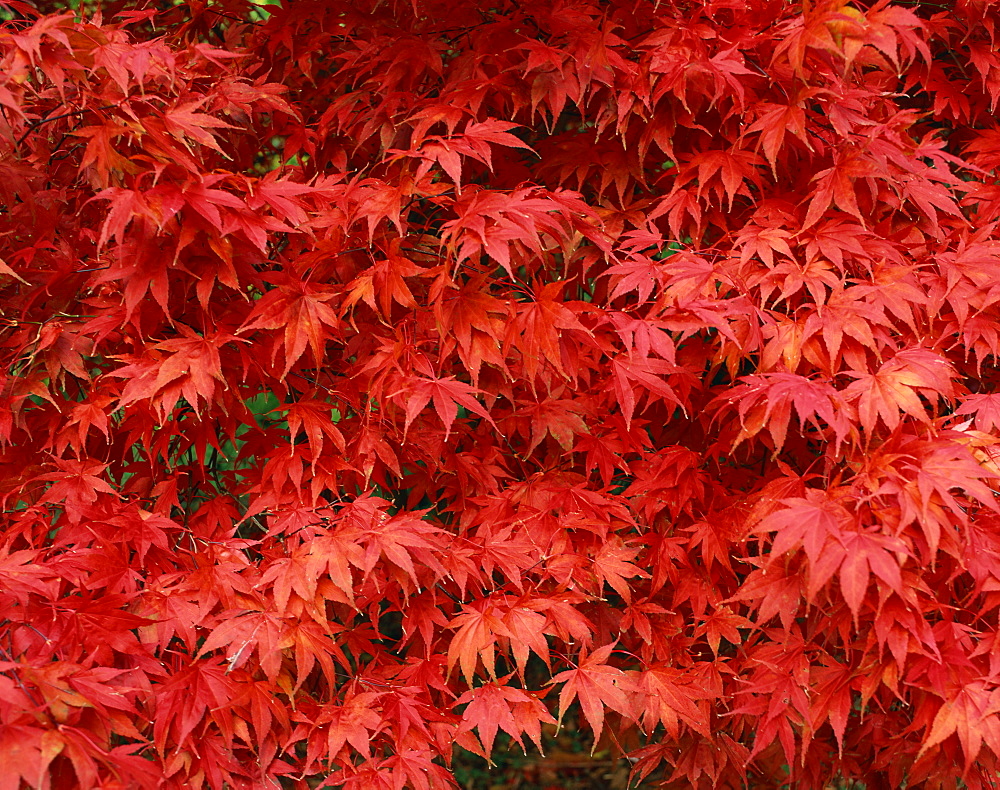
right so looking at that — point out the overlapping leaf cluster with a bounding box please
[3,0,1000,786]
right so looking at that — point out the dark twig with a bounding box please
[17,103,118,147]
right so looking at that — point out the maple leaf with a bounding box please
[876,435,1000,560]
[500,603,551,676]
[283,399,347,468]
[604,253,669,304]
[728,563,802,632]
[747,99,815,176]
[152,659,239,755]
[394,119,533,189]
[636,665,712,739]
[722,372,855,451]
[37,458,118,523]
[238,274,341,378]
[392,373,496,440]
[519,393,589,454]
[455,682,556,756]
[442,187,600,280]
[678,147,764,212]
[591,537,648,603]
[353,509,448,585]
[113,328,239,418]
[0,724,64,790]
[842,348,956,434]
[506,280,593,381]
[803,152,873,228]
[72,122,140,186]
[695,606,752,657]
[610,354,685,429]
[161,99,236,153]
[809,658,855,756]
[758,490,910,614]
[550,644,635,746]
[341,244,428,318]
[318,690,384,760]
[918,682,1000,772]
[799,286,895,363]
[956,393,1000,434]
[734,222,796,269]
[447,599,512,684]
[198,610,284,683]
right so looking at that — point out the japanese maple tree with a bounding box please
[4,0,1000,787]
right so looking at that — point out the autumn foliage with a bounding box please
[7,0,1000,786]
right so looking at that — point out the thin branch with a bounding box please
[17,103,118,147]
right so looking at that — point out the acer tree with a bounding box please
[4,0,1000,787]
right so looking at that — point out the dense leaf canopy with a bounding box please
[4,0,1000,787]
